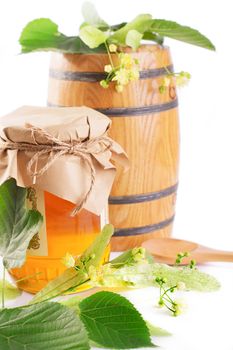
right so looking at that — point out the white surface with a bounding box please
[3,261,233,350]
[0,0,233,349]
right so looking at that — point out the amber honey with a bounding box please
[10,192,109,294]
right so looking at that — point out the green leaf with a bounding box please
[0,280,21,301]
[79,25,108,48]
[126,29,143,50]
[20,18,62,52]
[0,178,43,269]
[149,19,215,50]
[79,291,155,349]
[0,302,90,350]
[30,224,114,304]
[143,31,164,45]
[110,22,127,31]
[81,1,108,29]
[146,321,172,337]
[110,14,152,45]
[19,18,106,54]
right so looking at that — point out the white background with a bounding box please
[0,1,233,350]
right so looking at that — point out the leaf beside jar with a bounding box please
[0,178,43,269]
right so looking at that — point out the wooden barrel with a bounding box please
[47,45,179,251]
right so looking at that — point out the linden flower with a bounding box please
[175,74,190,87]
[109,44,117,53]
[119,53,134,69]
[173,299,188,316]
[129,67,140,81]
[99,50,140,92]
[112,68,130,85]
[104,64,113,73]
[61,253,75,268]
[88,265,98,282]
[132,247,146,262]
[88,264,118,286]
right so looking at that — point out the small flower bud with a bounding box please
[109,44,117,52]
[104,64,112,73]
[158,298,164,307]
[61,253,75,268]
[100,80,109,89]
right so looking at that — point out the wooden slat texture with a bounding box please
[47,44,180,250]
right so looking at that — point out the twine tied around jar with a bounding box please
[0,123,113,216]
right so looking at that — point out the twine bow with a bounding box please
[0,124,113,216]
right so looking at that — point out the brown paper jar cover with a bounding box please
[0,105,128,215]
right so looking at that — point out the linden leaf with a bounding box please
[0,302,90,350]
[19,18,106,53]
[146,321,172,337]
[79,25,108,48]
[79,291,156,349]
[110,14,152,45]
[126,29,143,50]
[81,1,108,29]
[0,178,43,269]
[149,19,215,50]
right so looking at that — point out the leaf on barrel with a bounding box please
[19,18,106,53]
[149,19,215,50]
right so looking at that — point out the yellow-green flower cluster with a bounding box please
[100,44,140,93]
[88,264,134,288]
[131,247,146,262]
[159,71,191,93]
[155,276,188,317]
[61,252,76,268]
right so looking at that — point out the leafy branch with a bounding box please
[19,3,215,54]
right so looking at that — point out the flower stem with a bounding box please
[105,42,114,68]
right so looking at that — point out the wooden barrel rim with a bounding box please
[113,215,175,236]
[109,183,178,204]
[49,64,174,82]
[47,99,178,116]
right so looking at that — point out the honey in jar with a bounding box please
[11,191,109,293]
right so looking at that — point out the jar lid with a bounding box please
[0,106,128,215]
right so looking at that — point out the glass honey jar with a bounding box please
[0,106,127,294]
